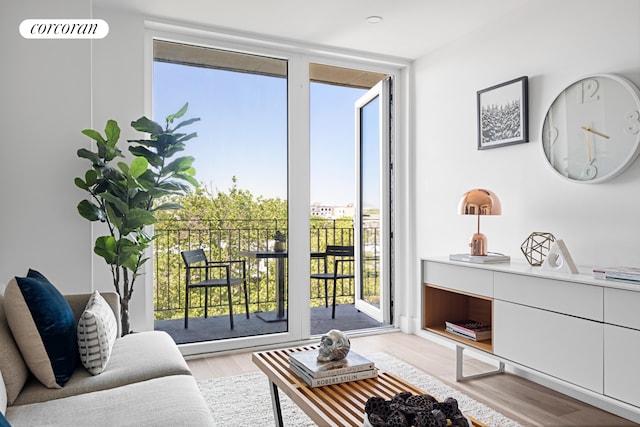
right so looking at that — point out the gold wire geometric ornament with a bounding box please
[520,232,556,266]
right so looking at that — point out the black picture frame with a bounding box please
[477,76,528,150]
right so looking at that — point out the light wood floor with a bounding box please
[187,331,638,426]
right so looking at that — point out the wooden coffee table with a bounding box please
[252,346,487,427]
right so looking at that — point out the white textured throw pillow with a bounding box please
[77,291,117,375]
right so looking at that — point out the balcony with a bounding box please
[153,218,385,344]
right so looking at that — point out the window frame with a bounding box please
[144,21,409,355]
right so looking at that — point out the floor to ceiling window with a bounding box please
[146,29,405,354]
[152,40,290,344]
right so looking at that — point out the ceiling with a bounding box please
[95,0,531,60]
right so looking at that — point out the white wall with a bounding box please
[1,0,93,293]
[414,1,640,273]
[4,0,638,336]
[0,1,150,331]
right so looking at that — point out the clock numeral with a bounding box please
[577,79,600,104]
[546,126,559,145]
[625,110,640,135]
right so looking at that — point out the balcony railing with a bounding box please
[153,218,379,321]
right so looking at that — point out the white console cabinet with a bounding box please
[422,257,640,421]
[604,288,640,407]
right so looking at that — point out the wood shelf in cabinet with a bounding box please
[423,284,493,354]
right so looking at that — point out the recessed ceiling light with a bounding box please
[365,16,383,24]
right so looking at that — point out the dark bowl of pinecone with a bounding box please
[364,391,471,427]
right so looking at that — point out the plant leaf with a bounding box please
[77,148,101,165]
[130,116,163,135]
[129,146,162,167]
[162,156,194,175]
[77,200,105,221]
[172,117,200,132]
[104,120,120,145]
[123,208,157,230]
[74,177,88,190]
[102,193,130,214]
[94,236,117,265]
[166,102,189,123]
[129,157,149,179]
[85,170,98,186]
[82,129,106,144]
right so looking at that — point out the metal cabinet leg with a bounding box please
[269,380,284,427]
[455,345,504,382]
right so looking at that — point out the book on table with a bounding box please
[289,361,378,387]
[445,319,492,341]
[288,348,375,379]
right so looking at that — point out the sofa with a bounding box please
[0,276,215,426]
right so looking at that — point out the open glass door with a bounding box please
[354,78,391,323]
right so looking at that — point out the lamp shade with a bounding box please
[458,189,502,216]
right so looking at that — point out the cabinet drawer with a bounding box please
[423,261,492,297]
[604,324,640,406]
[604,288,640,329]
[494,272,602,321]
[494,300,603,393]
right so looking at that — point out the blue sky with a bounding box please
[153,61,366,206]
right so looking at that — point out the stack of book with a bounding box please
[288,349,377,387]
[593,267,640,283]
[445,319,492,341]
[449,253,510,264]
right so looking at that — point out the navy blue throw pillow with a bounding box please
[0,411,11,427]
[5,269,77,388]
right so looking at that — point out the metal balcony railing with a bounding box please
[153,218,380,321]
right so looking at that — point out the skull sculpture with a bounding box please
[317,329,351,362]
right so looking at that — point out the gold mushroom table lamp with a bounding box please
[458,189,502,256]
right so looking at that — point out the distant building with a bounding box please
[310,203,354,219]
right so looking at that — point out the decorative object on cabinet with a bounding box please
[458,189,502,256]
[520,232,556,266]
[449,253,510,264]
[477,76,529,150]
[540,239,578,274]
[541,73,640,183]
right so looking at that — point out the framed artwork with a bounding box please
[477,76,528,150]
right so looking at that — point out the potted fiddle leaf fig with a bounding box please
[75,103,199,335]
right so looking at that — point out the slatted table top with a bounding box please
[252,346,487,427]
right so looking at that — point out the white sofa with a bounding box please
[0,290,215,426]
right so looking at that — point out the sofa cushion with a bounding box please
[4,270,77,389]
[5,375,215,427]
[0,289,29,406]
[14,331,191,405]
[77,291,117,375]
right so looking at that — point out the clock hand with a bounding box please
[583,124,593,163]
[581,126,610,139]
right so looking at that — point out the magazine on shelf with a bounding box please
[445,320,492,341]
[289,362,378,387]
[593,266,640,283]
[288,349,375,379]
[449,253,510,264]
